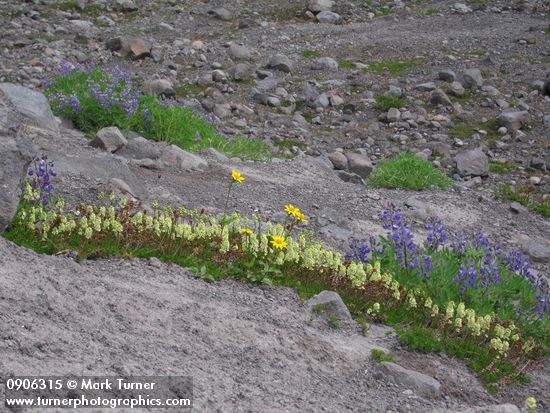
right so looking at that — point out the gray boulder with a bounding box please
[438,69,456,82]
[311,57,339,71]
[376,362,441,398]
[90,127,127,153]
[387,108,401,122]
[0,87,37,232]
[308,0,334,13]
[117,136,162,160]
[498,111,531,131]
[463,68,483,89]
[106,36,152,59]
[345,152,373,179]
[228,63,253,81]
[328,151,348,170]
[430,88,453,106]
[448,81,465,97]
[160,145,208,171]
[229,43,252,60]
[267,54,293,73]
[207,8,233,21]
[316,11,341,23]
[455,148,488,177]
[305,291,352,324]
[0,83,59,134]
[0,137,33,232]
[141,79,175,97]
[114,0,138,12]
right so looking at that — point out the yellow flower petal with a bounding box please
[270,235,287,250]
[231,169,245,183]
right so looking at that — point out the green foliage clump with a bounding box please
[374,95,405,111]
[367,151,452,190]
[363,59,417,76]
[45,65,272,160]
[301,50,321,58]
[399,327,444,352]
[370,349,395,362]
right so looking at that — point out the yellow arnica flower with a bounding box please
[231,169,245,183]
[284,204,299,216]
[241,228,253,235]
[270,235,288,250]
[296,211,307,223]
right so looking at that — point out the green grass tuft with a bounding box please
[363,58,417,76]
[370,349,395,362]
[494,184,550,217]
[301,50,321,58]
[338,59,357,69]
[450,119,500,142]
[399,326,445,352]
[374,95,405,111]
[424,8,439,16]
[367,151,452,190]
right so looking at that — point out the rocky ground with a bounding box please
[1,0,549,412]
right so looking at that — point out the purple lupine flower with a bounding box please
[347,236,384,265]
[450,232,468,254]
[425,221,447,250]
[69,93,82,114]
[478,253,501,288]
[58,61,75,76]
[454,260,478,294]
[348,239,372,264]
[25,157,57,206]
[471,230,491,253]
[379,209,433,279]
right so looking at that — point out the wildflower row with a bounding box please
[6,172,545,385]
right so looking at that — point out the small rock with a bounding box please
[387,108,401,122]
[308,0,334,13]
[447,82,465,97]
[510,201,528,214]
[345,152,373,179]
[90,127,127,153]
[208,8,233,21]
[142,79,174,97]
[316,11,341,24]
[109,177,136,198]
[498,111,531,131]
[311,57,339,71]
[106,36,152,60]
[328,151,348,170]
[376,362,441,398]
[455,148,489,177]
[463,68,483,89]
[520,236,550,263]
[438,69,456,82]
[114,0,138,12]
[267,54,293,73]
[529,176,541,185]
[305,291,352,324]
[430,88,453,106]
[160,145,208,171]
[229,43,252,60]
[416,82,437,92]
